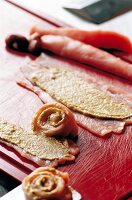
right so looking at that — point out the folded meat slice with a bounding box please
[75,113,125,136]
[0,118,79,167]
[40,35,132,80]
[30,27,132,53]
[18,78,127,137]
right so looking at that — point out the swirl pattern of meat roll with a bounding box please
[32,102,78,137]
[22,167,72,200]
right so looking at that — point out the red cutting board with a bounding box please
[0,1,132,200]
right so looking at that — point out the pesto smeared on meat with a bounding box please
[31,67,132,119]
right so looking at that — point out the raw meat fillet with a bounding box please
[29,67,132,119]
[17,79,127,137]
[0,118,79,167]
[17,61,132,137]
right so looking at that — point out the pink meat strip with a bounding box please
[30,27,132,66]
[30,27,132,54]
[17,78,127,137]
[39,35,132,81]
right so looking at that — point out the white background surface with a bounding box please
[1,185,24,200]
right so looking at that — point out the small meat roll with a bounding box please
[32,102,78,137]
[22,167,72,200]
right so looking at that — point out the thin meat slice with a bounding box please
[29,67,132,119]
[18,78,127,137]
[1,140,59,167]
[40,35,132,80]
[75,113,125,136]
[0,118,79,167]
[20,57,132,106]
[30,27,132,53]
